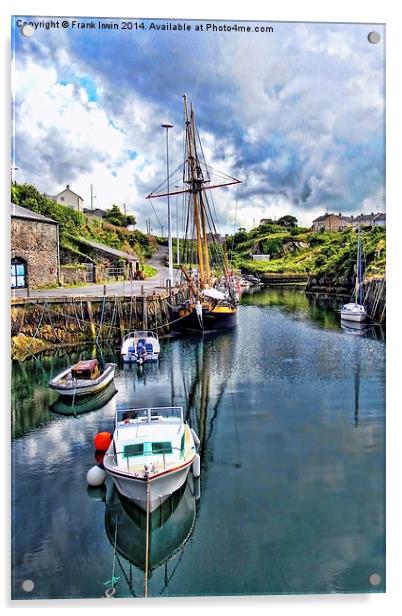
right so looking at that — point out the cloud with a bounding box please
[12,18,385,231]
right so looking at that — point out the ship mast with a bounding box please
[146,95,242,291]
[183,95,205,286]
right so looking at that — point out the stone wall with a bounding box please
[11,219,59,288]
[60,265,87,286]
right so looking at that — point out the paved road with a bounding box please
[12,246,179,300]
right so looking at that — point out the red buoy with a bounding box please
[94,432,112,452]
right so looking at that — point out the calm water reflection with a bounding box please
[11,288,385,598]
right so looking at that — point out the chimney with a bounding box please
[66,184,70,189]
[351,215,354,219]
[339,212,342,217]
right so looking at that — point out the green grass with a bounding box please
[143,265,157,278]
[228,225,385,285]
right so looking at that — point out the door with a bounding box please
[11,258,27,288]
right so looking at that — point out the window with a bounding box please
[11,258,27,288]
[60,196,65,201]
[124,443,144,458]
[152,442,172,455]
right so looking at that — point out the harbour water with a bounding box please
[11,287,385,599]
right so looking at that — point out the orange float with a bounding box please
[93,432,112,452]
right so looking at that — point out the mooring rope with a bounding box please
[104,513,120,598]
[95,296,107,344]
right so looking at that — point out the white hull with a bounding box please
[104,454,194,512]
[341,312,367,323]
[340,302,367,323]
[49,364,116,397]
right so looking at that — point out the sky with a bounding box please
[11,17,385,234]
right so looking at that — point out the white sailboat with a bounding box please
[341,228,367,323]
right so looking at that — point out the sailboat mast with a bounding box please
[183,95,205,286]
[358,227,363,305]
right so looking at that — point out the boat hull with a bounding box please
[49,364,116,397]
[177,306,237,333]
[341,312,366,323]
[104,455,195,513]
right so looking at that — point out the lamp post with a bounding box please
[11,167,18,184]
[162,122,173,286]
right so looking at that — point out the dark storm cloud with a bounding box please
[12,18,385,227]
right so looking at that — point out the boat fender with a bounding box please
[193,476,201,500]
[195,300,204,329]
[87,464,106,487]
[94,432,112,452]
[192,453,201,478]
[191,429,200,450]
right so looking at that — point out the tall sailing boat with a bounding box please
[341,227,367,322]
[147,95,242,333]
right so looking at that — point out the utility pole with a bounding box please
[123,203,127,215]
[90,184,96,211]
[161,122,174,285]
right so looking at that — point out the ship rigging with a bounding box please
[146,95,242,332]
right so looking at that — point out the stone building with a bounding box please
[83,207,105,219]
[312,213,351,232]
[11,203,60,289]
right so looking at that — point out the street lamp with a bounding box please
[161,122,173,286]
[11,167,19,184]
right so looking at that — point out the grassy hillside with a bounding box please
[11,183,157,265]
[227,222,385,286]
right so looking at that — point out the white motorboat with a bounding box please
[49,359,117,397]
[103,406,200,513]
[340,302,367,322]
[121,330,160,363]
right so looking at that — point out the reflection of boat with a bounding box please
[341,320,370,336]
[50,382,117,415]
[341,228,367,322]
[104,480,197,574]
[103,406,199,512]
[48,359,117,397]
[147,95,240,333]
[121,331,160,363]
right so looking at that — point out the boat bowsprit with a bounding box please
[121,330,160,363]
[103,406,200,512]
[48,359,117,397]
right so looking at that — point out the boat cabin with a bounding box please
[71,359,100,380]
[116,406,183,427]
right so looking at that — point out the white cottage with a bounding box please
[52,185,84,212]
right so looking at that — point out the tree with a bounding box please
[103,204,136,228]
[277,215,298,228]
